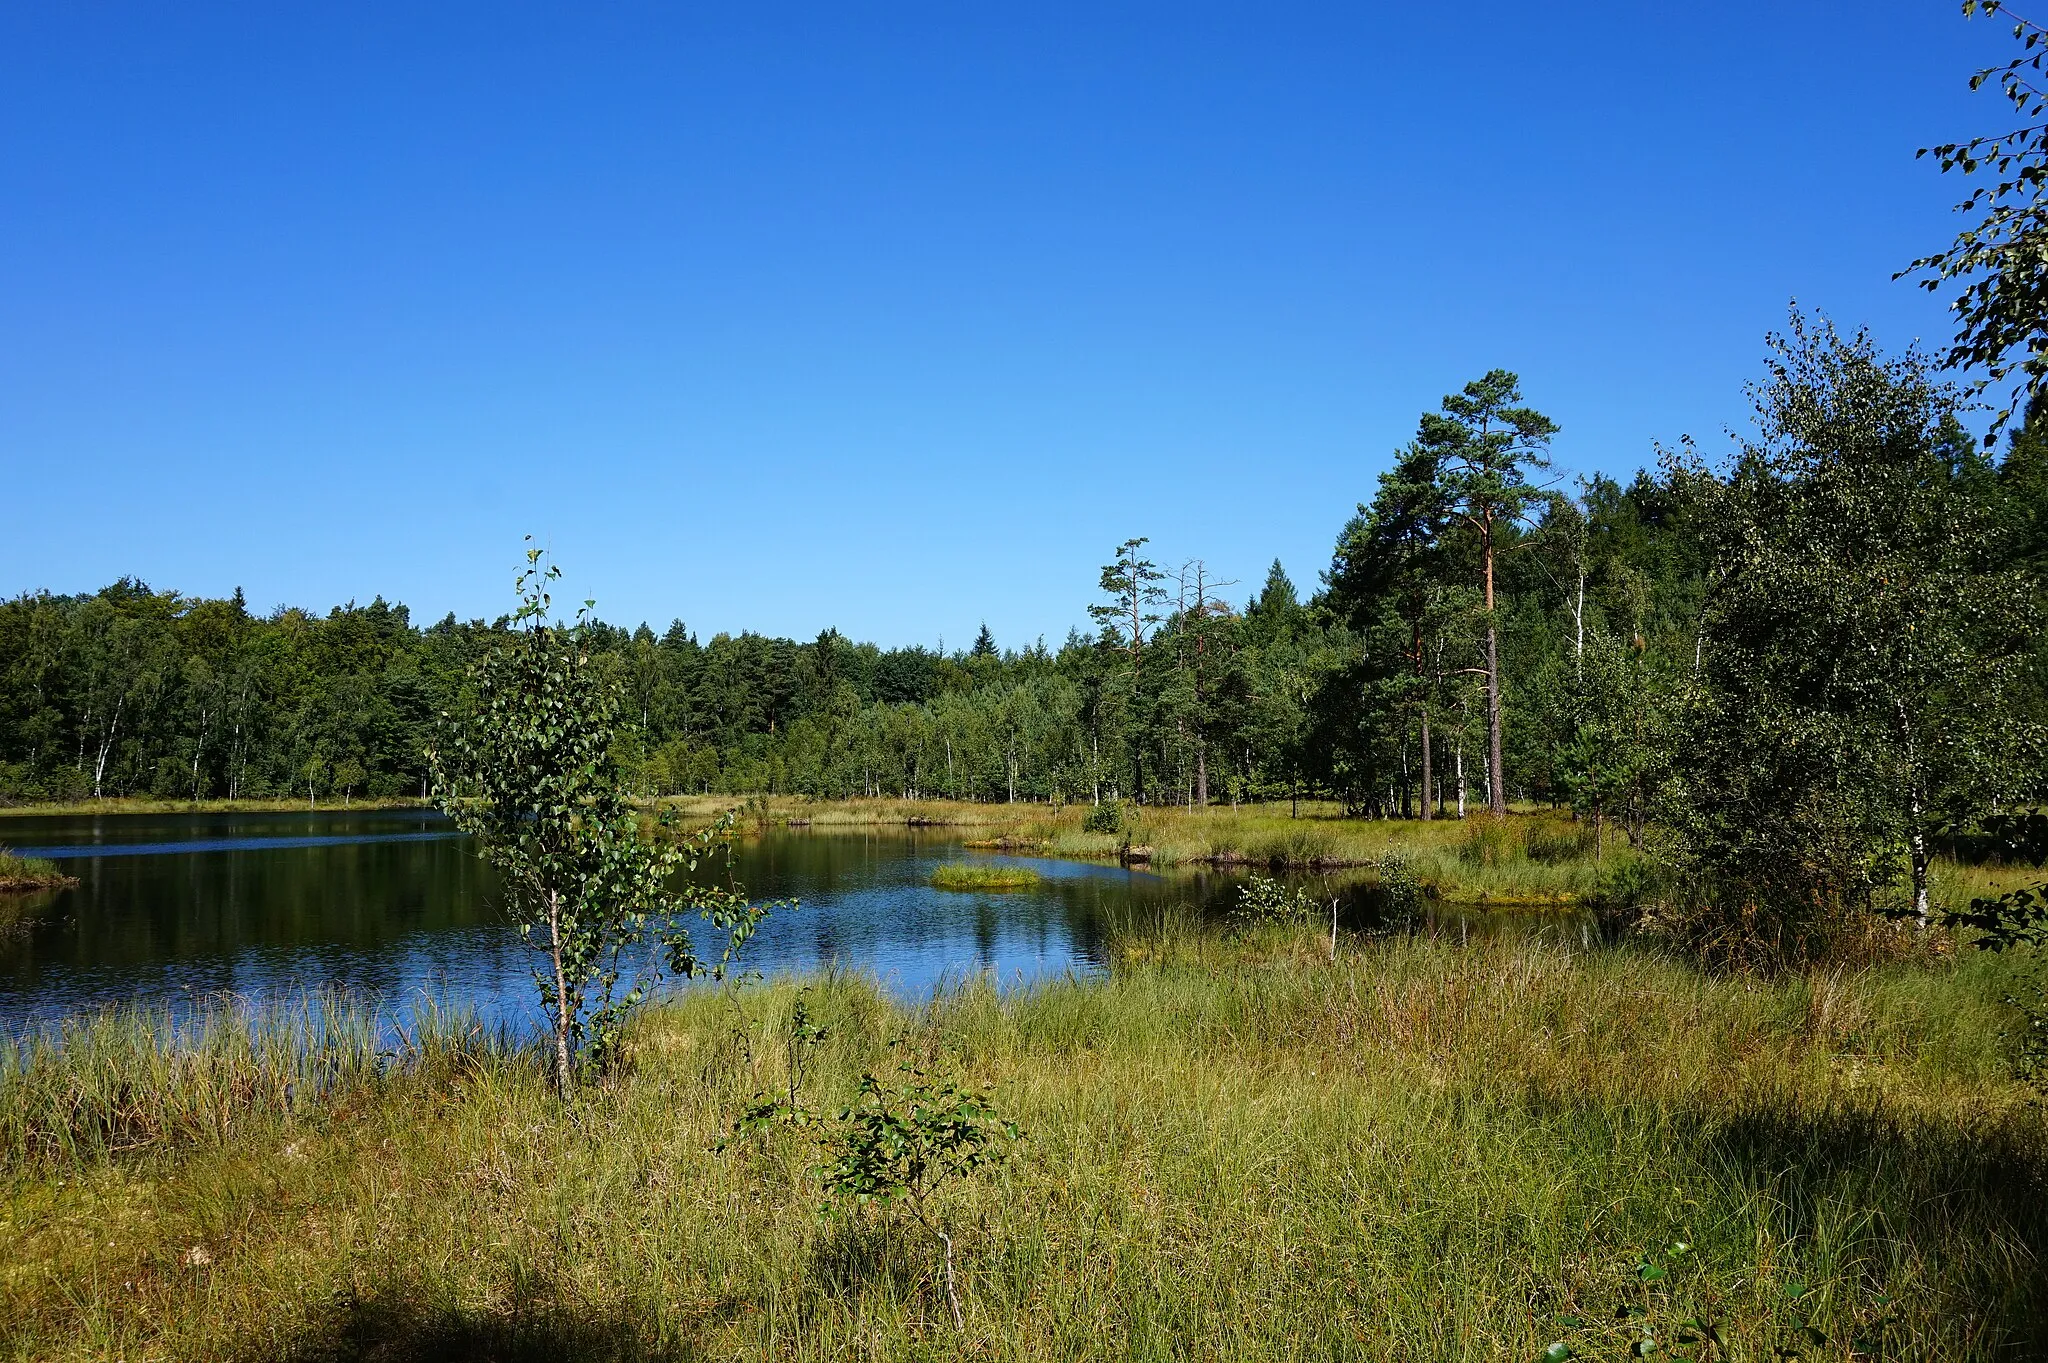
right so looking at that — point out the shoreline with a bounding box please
[8,793,2027,910]
[0,850,81,893]
[0,796,430,819]
[0,871,77,893]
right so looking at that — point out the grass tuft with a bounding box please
[930,862,1043,892]
[0,847,74,892]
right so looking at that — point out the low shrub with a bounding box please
[1374,853,1425,925]
[1081,802,1124,835]
[1233,873,1320,927]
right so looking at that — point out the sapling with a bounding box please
[820,1060,1023,1330]
[1233,873,1317,928]
[431,545,791,1094]
[727,990,831,1137]
[725,1041,1023,1331]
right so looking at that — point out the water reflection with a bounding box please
[0,810,1599,1037]
[0,812,1170,1034]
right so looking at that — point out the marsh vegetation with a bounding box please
[928,862,1043,892]
[0,848,72,893]
[4,926,2045,1360]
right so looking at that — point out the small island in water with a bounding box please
[0,849,74,893]
[929,861,1044,892]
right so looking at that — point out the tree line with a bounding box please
[4,325,2042,866]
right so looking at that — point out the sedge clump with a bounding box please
[930,863,1043,892]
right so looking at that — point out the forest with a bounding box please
[6,324,2044,855]
[5,329,2046,841]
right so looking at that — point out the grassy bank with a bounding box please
[0,796,425,819]
[4,928,2043,1360]
[656,794,1027,832]
[661,794,1615,891]
[660,796,2039,911]
[0,849,75,893]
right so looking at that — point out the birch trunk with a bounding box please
[1456,738,1466,819]
[548,889,574,1094]
[92,695,125,799]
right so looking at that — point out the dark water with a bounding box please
[0,809,1273,1034]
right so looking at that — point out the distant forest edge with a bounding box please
[5,332,2047,844]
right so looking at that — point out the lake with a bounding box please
[0,808,1286,1035]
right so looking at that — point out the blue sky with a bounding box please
[0,3,2015,646]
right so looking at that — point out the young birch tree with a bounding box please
[1669,316,2039,948]
[431,547,788,1094]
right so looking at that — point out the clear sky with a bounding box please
[0,3,2017,647]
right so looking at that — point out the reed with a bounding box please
[0,990,513,1167]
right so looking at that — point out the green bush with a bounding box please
[1082,802,1124,835]
[1374,854,1424,924]
[1234,873,1319,927]
[1589,854,1662,912]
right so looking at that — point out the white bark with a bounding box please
[92,695,125,799]
[1574,572,1584,681]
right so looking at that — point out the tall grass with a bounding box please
[679,798,1648,901]
[0,990,513,1167]
[0,848,72,892]
[929,863,1043,891]
[4,935,2042,1360]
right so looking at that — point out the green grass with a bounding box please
[0,991,505,1166]
[929,862,1043,892]
[654,794,1028,831]
[1930,855,2047,906]
[676,797,1629,886]
[0,849,73,892]
[691,798,1648,904]
[3,930,2043,1360]
[672,798,2034,917]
